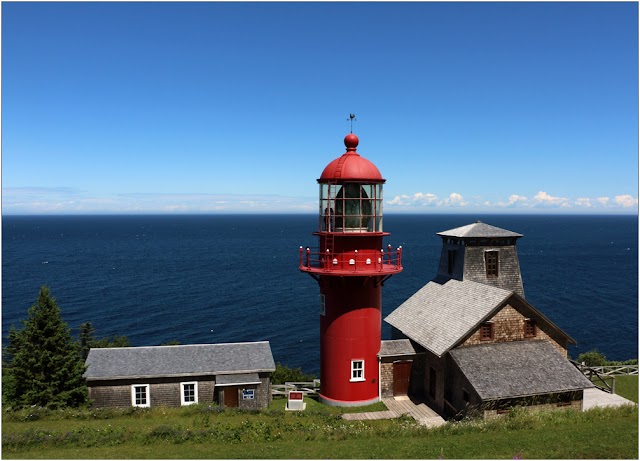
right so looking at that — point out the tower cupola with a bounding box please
[317,133,385,234]
[434,221,525,298]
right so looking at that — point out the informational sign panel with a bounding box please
[286,390,306,411]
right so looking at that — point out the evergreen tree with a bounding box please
[79,321,96,360]
[3,287,87,408]
[80,320,130,355]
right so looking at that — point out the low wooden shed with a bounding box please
[84,341,276,409]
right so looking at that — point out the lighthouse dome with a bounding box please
[319,133,384,182]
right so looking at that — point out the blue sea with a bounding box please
[2,214,638,374]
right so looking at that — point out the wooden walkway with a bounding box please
[342,396,445,427]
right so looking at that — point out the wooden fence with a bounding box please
[570,362,638,394]
[587,365,638,376]
[272,380,320,397]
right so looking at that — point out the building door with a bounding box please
[393,361,412,396]
[223,387,239,408]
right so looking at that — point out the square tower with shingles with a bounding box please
[434,221,525,298]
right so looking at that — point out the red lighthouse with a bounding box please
[300,132,403,406]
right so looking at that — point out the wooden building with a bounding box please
[84,341,276,409]
[381,222,594,419]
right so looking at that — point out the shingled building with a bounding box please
[84,341,276,409]
[381,222,593,419]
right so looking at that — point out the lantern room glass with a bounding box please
[319,182,383,233]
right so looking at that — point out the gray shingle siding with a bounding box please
[462,245,525,298]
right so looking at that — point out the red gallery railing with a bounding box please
[299,245,402,274]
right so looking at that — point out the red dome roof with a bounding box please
[319,133,384,182]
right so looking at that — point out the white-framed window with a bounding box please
[132,384,150,407]
[181,381,198,406]
[242,388,255,400]
[320,294,326,316]
[350,360,365,382]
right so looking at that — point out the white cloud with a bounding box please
[387,192,440,207]
[614,194,638,208]
[444,192,468,207]
[5,187,638,215]
[507,194,528,205]
[532,191,570,207]
[413,192,438,205]
[385,189,638,213]
[2,188,317,214]
[575,197,593,208]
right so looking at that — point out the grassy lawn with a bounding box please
[614,375,638,403]
[2,401,637,459]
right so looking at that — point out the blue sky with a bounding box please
[2,2,638,214]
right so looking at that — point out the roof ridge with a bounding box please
[90,340,271,352]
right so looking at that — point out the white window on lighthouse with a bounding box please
[350,360,365,382]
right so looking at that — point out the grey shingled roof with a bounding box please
[84,341,276,381]
[449,341,594,400]
[384,279,512,357]
[437,221,523,238]
[378,339,420,357]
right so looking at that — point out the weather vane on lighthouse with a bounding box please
[347,113,357,133]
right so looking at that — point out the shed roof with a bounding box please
[215,373,261,386]
[437,221,523,239]
[378,339,421,357]
[384,279,512,357]
[449,341,594,400]
[84,341,276,381]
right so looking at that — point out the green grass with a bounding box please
[614,375,638,403]
[2,402,637,459]
[268,395,388,413]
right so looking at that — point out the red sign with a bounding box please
[289,391,303,401]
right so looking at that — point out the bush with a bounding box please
[577,350,608,367]
[270,362,316,384]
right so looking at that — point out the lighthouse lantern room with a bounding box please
[299,132,403,406]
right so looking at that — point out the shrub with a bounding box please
[271,362,316,384]
[577,349,608,367]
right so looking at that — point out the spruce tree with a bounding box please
[79,321,96,360]
[4,286,87,408]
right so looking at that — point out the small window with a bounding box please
[462,389,470,403]
[447,250,456,274]
[351,360,365,382]
[524,319,537,338]
[320,294,326,316]
[132,384,150,407]
[181,382,198,406]
[429,367,436,399]
[485,251,499,277]
[480,322,494,341]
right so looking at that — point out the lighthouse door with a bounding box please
[393,361,412,397]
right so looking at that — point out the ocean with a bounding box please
[2,214,637,374]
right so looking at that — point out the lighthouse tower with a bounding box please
[299,132,403,406]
